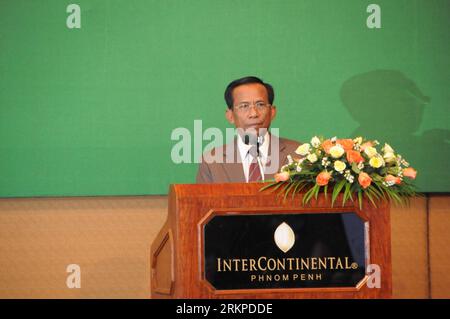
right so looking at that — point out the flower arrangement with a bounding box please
[262,136,419,208]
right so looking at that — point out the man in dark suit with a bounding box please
[196,76,300,183]
[197,77,362,286]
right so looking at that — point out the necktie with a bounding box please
[248,147,262,182]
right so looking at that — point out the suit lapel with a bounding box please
[221,138,246,183]
[268,135,286,159]
[265,135,287,180]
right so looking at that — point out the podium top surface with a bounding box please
[170,182,269,197]
[169,182,389,212]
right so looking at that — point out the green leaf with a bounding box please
[342,182,354,206]
[303,185,317,206]
[358,190,363,210]
[314,184,320,200]
[351,163,361,174]
[331,180,346,207]
[283,182,296,201]
[271,181,287,193]
[259,182,278,192]
[364,190,378,208]
[342,183,351,206]
[302,187,313,206]
[366,186,381,201]
[276,182,291,200]
[342,183,353,206]
[372,182,388,201]
[371,173,384,182]
[307,185,318,204]
[372,184,385,200]
[378,183,404,206]
[292,182,308,200]
[386,188,404,206]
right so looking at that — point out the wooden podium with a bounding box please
[151,183,392,298]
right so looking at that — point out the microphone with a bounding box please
[244,134,250,145]
[257,135,264,157]
[243,133,265,181]
[243,134,263,157]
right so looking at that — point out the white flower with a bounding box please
[330,145,345,158]
[401,159,409,167]
[383,143,394,154]
[321,156,331,168]
[369,155,385,168]
[353,137,363,145]
[334,160,346,173]
[296,164,302,172]
[287,154,293,165]
[344,170,355,183]
[331,136,337,143]
[364,146,378,158]
[295,143,311,156]
[383,152,396,163]
[307,153,318,163]
[396,155,402,165]
[311,136,321,148]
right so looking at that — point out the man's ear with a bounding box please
[270,105,277,121]
[225,109,235,125]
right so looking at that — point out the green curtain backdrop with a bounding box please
[1,0,449,197]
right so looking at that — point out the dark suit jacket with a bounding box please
[196,135,301,183]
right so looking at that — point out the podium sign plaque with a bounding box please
[202,212,367,291]
[151,183,392,299]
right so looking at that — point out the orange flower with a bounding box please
[321,140,334,154]
[275,172,290,182]
[358,172,372,189]
[337,139,354,151]
[403,167,417,179]
[385,174,402,185]
[360,141,374,151]
[346,150,364,164]
[316,171,331,186]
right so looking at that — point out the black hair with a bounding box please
[224,76,274,109]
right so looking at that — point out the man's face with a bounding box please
[225,83,277,135]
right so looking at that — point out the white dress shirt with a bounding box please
[237,132,270,182]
